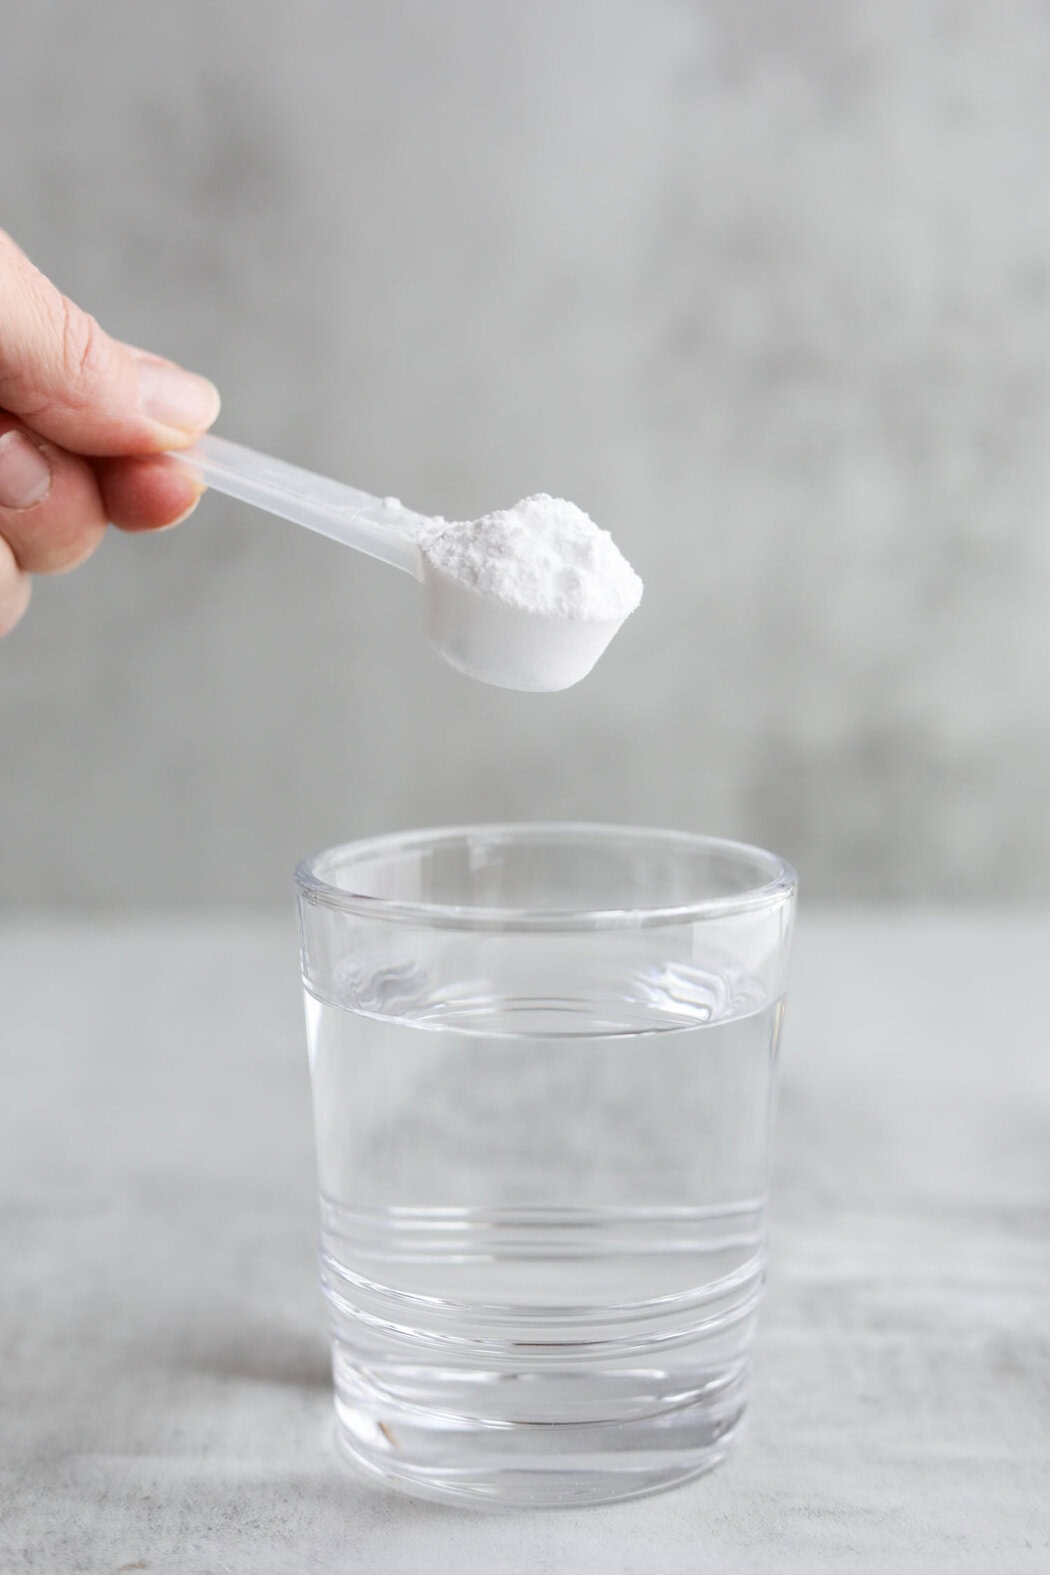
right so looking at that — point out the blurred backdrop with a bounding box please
[2,0,1049,905]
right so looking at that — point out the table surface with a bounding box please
[1,911,1047,1574]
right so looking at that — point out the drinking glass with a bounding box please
[295,823,796,1508]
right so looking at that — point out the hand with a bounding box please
[0,230,221,636]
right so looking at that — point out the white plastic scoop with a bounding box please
[166,433,637,692]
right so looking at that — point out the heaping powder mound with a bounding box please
[420,494,643,622]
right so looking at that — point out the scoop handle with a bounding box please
[167,433,426,577]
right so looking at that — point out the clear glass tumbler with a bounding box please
[295,823,796,1508]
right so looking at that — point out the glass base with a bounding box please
[331,1353,748,1509]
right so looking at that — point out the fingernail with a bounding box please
[0,430,53,509]
[137,359,221,434]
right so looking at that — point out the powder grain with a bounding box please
[421,494,643,622]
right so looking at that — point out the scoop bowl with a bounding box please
[421,561,628,692]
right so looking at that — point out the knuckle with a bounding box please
[57,297,109,395]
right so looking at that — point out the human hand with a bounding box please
[0,230,221,635]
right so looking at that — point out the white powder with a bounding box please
[420,494,643,623]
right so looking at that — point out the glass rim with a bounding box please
[294,821,797,931]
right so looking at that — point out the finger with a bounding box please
[0,229,220,457]
[94,453,205,533]
[0,422,107,574]
[0,532,31,635]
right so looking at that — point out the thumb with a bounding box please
[0,230,220,458]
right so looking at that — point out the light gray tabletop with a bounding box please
[1,911,1047,1574]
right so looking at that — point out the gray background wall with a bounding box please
[2,0,1049,905]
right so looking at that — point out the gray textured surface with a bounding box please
[1,910,1047,1572]
[3,2,1050,902]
